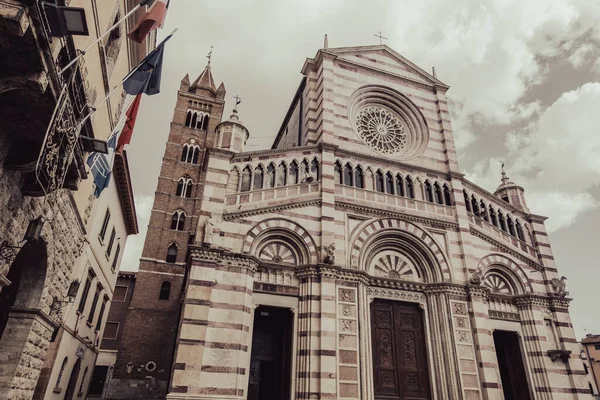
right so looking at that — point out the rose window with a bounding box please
[355,106,408,155]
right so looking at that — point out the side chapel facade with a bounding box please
[107,45,591,400]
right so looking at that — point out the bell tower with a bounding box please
[494,166,529,213]
[107,59,228,398]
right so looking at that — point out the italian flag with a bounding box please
[128,0,169,44]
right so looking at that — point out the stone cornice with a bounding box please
[529,214,549,224]
[469,227,543,271]
[336,201,458,230]
[206,147,235,158]
[189,246,259,271]
[334,147,454,180]
[231,145,320,161]
[512,294,571,308]
[223,199,322,221]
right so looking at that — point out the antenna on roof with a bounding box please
[324,34,329,49]
[432,66,437,79]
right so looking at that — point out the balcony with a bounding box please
[0,0,91,195]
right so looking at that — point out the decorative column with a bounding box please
[168,248,257,400]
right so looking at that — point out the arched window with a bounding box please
[185,111,192,127]
[171,211,185,231]
[202,115,209,130]
[181,144,189,162]
[191,112,198,128]
[434,182,443,204]
[516,220,525,241]
[266,163,276,189]
[385,172,394,195]
[464,190,471,212]
[241,166,252,192]
[276,162,287,187]
[196,114,204,129]
[343,163,353,186]
[489,206,498,226]
[479,200,488,222]
[176,176,192,198]
[159,281,171,299]
[498,210,507,232]
[394,175,404,197]
[166,244,177,263]
[290,161,299,185]
[375,170,385,193]
[334,161,343,184]
[354,166,364,188]
[311,158,320,181]
[78,367,89,394]
[192,146,199,164]
[471,196,479,214]
[507,215,516,236]
[56,357,68,388]
[424,181,434,202]
[406,176,415,198]
[253,165,264,190]
[443,184,452,205]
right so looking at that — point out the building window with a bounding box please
[241,166,252,192]
[77,274,92,314]
[343,164,353,186]
[166,243,178,263]
[406,176,415,198]
[113,286,128,302]
[106,228,116,257]
[55,357,68,389]
[443,184,452,205]
[354,166,364,189]
[111,243,121,271]
[88,285,101,324]
[78,367,89,395]
[103,322,119,339]
[464,191,471,212]
[385,172,394,195]
[595,344,600,350]
[434,183,443,204]
[176,176,193,198]
[334,162,343,184]
[375,170,384,193]
[395,175,405,196]
[290,161,299,185]
[266,163,276,189]
[99,209,110,242]
[159,281,171,300]
[498,211,507,232]
[516,221,525,241]
[424,181,434,202]
[311,158,320,181]
[276,162,287,187]
[95,297,108,331]
[253,165,264,190]
[171,211,185,231]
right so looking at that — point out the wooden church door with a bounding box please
[371,300,431,400]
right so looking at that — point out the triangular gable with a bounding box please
[321,45,448,89]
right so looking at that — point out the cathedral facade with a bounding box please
[107,45,590,400]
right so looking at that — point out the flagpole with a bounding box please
[77,29,178,128]
[59,3,144,75]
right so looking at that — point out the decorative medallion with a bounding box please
[371,250,419,281]
[355,106,408,155]
[258,242,296,265]
[483,273,512,294]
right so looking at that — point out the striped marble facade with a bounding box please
[162,45,590,400]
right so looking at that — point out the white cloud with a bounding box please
[569,43,597,68]
[119,195,153,272]
[527,191,598,232]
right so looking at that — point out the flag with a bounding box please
[117,94,142,152]
[87,128,118,197]
[123,33,172,96]
[128,0,169,44]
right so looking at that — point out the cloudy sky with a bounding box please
[120,0,600,338]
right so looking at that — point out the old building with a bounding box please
[0,1,152,399]
[582,335,600,397]
[107,44,591,399]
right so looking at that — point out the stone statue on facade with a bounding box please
[204,214,217,245]
[323,243,335,265]
[470,270,484,285]
[550,276,568,297]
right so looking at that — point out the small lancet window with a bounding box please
[443,184,452,206]
[159,281,171,299]
[171,211,185,231]
[395,175,405,197]
[311,158,320,181]
[301,160,310,181]
[516,220,525,241]
[375,170,385,193]
[507,215,516,236]
[343,164,353,186]
[185,111,192,127]
[166,244,177,263]
[406,176,415,199]
[464,190,471,212]
[203,115,209,130]
[424,181,434,202]
[290,161,299,185]
[385,172,395,195]
[479,200,488,221]
[434,182,443,204]
[489,206,498,226]
[354,166,364,188]
[191,113,198,128]
[498,210,507,232]
[266,163,276,189]
[471,196,479,214]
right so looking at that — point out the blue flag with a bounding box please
[86,128,119,197]
[123,33,172,96]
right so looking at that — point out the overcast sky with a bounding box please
[120,0,600,338]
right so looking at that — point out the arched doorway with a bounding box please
[63,358,81,400]
[0,239,48,340]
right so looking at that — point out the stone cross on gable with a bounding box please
[233,95,241,111]
[374,31,388,45]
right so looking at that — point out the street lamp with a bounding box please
[43,3,90,37]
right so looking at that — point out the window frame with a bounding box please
[103,321,119,340]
